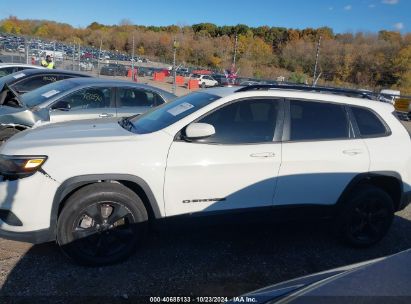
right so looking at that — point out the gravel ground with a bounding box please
[0,104,410,303]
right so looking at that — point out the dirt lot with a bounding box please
[0,109,411,303]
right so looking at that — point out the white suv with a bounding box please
[1,85,411,265]
[192,74,219,88]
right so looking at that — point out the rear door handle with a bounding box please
[250,152,276,158]
[99,113,114,118]
[343,149,363,156]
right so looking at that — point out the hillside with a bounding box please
[1,16,411,93]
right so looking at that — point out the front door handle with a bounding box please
[343,149,363,156]
[99,113,114,118]
[250,152,276,158]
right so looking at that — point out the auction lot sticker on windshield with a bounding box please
[41,90,60,98]
[13,73,25,79]
[167,102,194,116]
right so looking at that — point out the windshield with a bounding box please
[20,80,77,107]
[129,92,220,134]
[0,71,27,88]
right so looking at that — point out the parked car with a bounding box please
[0,85,410,266]
[137,66,154,77]
[192,74,219,88]
[0,68,90,96]
[230,249,411,303]
[79,61,93,71]
[212,74,232,86]
[0,78,176,142]
[17,45,25,53]
[0,63,44,77]
[100,64,128,76]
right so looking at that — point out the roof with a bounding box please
[60,77,177,100]
[12,68,90,77]
[200,85,394,112]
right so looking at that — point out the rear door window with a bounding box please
[117,88,158,107]
[289,100,350,141]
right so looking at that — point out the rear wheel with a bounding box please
[57,183,148,266]
[201,82,206,88]
[336,185,394,247]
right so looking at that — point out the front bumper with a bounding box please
[0,172,60,243]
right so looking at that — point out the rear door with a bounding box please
[49,87,116,123]
[115,87,159,118]
[274,99,369,206]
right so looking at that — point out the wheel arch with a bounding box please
[337,171,403,211]
[1,123,30,131]
[50,174,162,237]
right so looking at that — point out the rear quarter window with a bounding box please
[350,106,388,137]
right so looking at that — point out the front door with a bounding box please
[49,87,115,123]
[164,98,284,216]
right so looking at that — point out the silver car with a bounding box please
[0,63,44,77]
[0,78,176,141]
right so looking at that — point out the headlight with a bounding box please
[0,155,47,179]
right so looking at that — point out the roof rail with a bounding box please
[235,84,378,99]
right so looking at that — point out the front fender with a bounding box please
[50,174,162,236]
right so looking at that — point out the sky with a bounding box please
[1,0,410,33]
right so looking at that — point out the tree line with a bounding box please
[1,16,411,93]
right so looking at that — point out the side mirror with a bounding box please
[51,101,71,111]
[184,123,215,140]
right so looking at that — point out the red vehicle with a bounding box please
[191,69,212,75]
[161,69,170,77]
[81,52,93,60]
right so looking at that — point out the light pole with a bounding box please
[97,39,102,77]
[172,39,179,94]
[313,36,322,86]
[131,36,135,81]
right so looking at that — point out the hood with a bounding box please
[0,105,25,116]
[2,119,134,151]
[0,106,36,127]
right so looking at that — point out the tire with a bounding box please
[336,185,394,247]
[201,82,206,88]
[0,127,20,144]
[57,182,148,266]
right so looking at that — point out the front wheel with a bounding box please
[336,185,394,247]
[57,183,148,266]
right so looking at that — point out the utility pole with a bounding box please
[172,38,179,95]
[131,36,135,81]
[25,39,29,64]
[78,42,81,71]
[233,34,238,68]
[313,35,322,87]
[97,39,102,77]
[72,43,75,70]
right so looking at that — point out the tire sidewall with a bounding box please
[57,183,148,266]
[338,186,394,247]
